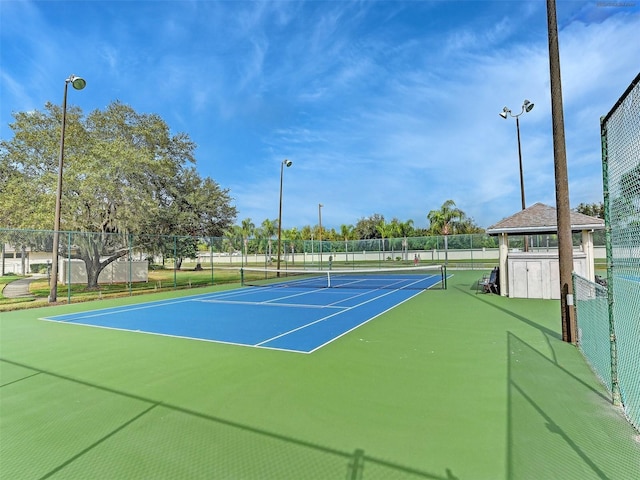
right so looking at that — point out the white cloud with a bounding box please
[2,1,638,231]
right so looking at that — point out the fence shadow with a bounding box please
[506,333,639,479]
[1,357,458,480]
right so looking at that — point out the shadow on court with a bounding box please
[506,333,640,480]
[455,284,560,339]
[1,357,459,480]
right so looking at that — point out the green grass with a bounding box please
[1,271,638,479]
[0,274,22,291]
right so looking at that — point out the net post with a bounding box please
[240,267,245,287]
[442,265,447,289]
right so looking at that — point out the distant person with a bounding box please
[414,254,419,266]
[328,255,333,270]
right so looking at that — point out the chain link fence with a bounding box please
[2,227,606,303]
[576,73,640,433]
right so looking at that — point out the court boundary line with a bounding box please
[38,317,308,354]
[196,299,345,309]
[39,274,450,354]
[255,286,423,349]
[306,289,424,353]
[39,287,293,322]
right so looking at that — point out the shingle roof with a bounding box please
[486,202,605,234]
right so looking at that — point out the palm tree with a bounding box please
[427,200,465,264]
[340,224,355,261]
[376,220,396,260]
[240,218,255,266]
[261,218,277,263]
[284,227,301,264]
[392,218,414,261]
[427,200,464,235]
[223,225,243,263]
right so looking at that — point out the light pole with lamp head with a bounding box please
[49,74,86,303]
[276,159,293,272]
[499,99,534,251]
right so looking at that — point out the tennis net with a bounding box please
[240,265,447,290]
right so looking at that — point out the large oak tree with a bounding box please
[0,101,237,287]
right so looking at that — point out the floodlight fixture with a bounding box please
[524,99,534,112]
[68,75,86,90]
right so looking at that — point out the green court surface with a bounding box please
[1,271,638,479]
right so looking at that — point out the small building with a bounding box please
[486,203,605,299]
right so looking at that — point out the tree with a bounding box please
[427,200,465,235]
[391,218,414,260]
[376,219,396,258]
[239,218,255,265]
[261,218,277,261]
[336,224,354,261]
[574,202,605,219]
[282,227,301,263]
[354,213,385,239]
[223,225,243,256]
[0,101,237,288]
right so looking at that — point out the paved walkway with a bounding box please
[2,276,45,298]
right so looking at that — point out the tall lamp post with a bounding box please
[49,74,86,303]
[318,203,323,268]
[500,99,534,251]
[276,159,293,272]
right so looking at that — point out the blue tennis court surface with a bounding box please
[42,273,446,353]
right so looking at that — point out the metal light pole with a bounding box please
[500,99,534,251]
[276,159,292,272]
[318,203,323,268]
[49,74,86,303]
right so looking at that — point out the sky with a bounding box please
[1,1,639,232]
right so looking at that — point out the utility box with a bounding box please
[507,252,587,300]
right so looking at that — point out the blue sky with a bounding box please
[1,1,639,231]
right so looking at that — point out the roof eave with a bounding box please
[486,223,605,235]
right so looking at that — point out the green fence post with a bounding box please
[128,234,133,296]
[600,116,622,407]
[67,231,72,304]
[210,237,214,286]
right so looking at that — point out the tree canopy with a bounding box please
[574,202,605,219]
[1,101,237,286]
[427,199,482,235]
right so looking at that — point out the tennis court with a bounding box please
[42,267,446,354]
[2,271,639,479]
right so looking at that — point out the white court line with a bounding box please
[41,287,261,322]
[255,286,419,347]
[38,318,306,354]
[197,299,345,309]
[197,284,372,309]
[40,275,444,354]
[41,285,314,322]
[306,290,423,354]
